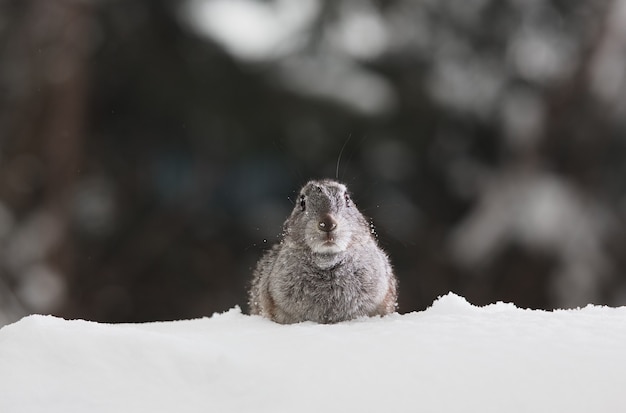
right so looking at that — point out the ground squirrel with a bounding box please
[249,179,397,324]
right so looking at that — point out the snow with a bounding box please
[182,0,320,62]
[1,293,625,413]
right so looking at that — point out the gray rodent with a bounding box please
[249,179,397,324]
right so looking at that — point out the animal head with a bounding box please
[284,180,369,255]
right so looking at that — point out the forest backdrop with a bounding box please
[1,0,626,325]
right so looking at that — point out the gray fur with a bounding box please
[249,179,397,324]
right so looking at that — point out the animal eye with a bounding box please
[345,194,351,207]
[300,195,306,211]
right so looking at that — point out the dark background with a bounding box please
[1,0,625,325]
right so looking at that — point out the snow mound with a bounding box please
[1,293,625,413]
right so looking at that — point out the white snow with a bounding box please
[1,293,625,413]
[182,0,320,62]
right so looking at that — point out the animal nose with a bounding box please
[318,214,338,233]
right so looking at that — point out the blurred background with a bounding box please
[1,0,626,326]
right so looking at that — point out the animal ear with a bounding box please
[300,194,306,211]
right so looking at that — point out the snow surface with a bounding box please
[1,293,625,413]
